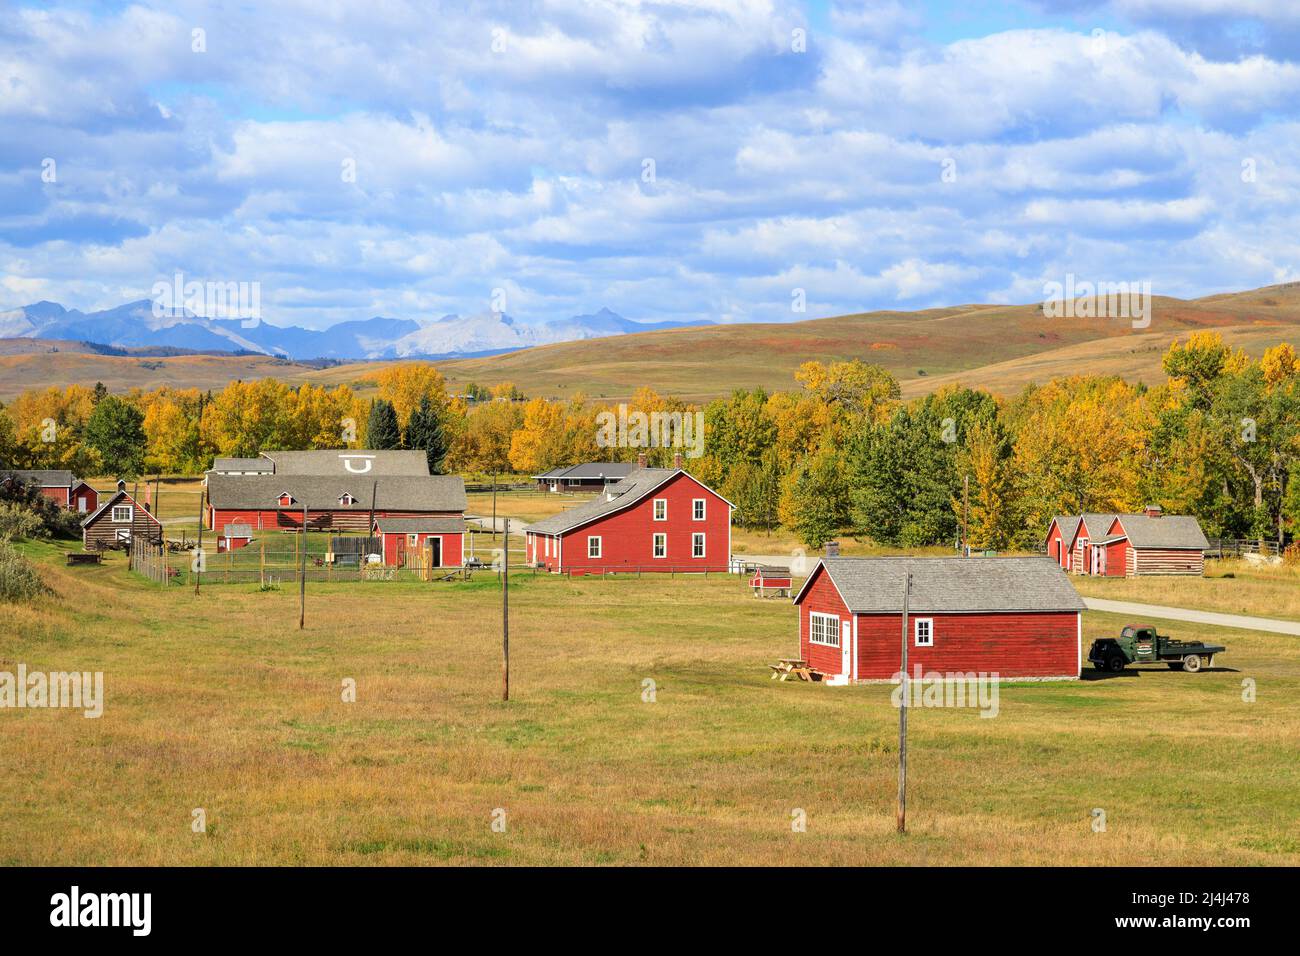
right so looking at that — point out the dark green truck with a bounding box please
[1088,625,1225,673]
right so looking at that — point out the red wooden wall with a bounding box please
[855,610,1079,679]
[797,565,851,676]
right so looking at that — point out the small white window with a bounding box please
[693,498,705,520]
[809,612,840,647]
[339,493,356,506]
[653,533,666,558]
[588,536,602,559]
[653,499,667,521]
[914,618,933,647]
[111,505,133,523]
[115,528,131,542]
[407,534,419,546]
[692,533,705,558]
[545,536,551,557]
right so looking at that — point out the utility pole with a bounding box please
[492,471,499,545]
[193,486,205,595]
[368,479,378,555]
[299,502,308,629]
[962,474,970,557]
[897,570,912,834]
[502,517,510,701]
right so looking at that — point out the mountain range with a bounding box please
[0,300,707,360]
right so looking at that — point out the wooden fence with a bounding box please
[129,538,174,585]
[1205,538,1283,558]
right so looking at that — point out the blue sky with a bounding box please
[3,0,1300,330]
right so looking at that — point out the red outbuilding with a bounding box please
[524,456,732,574]
[1,470,99,513]
[1050,506,1208,577]
[792,557,1086,684]
[371,516,466,568]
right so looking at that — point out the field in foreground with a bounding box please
[1,542,1297,866]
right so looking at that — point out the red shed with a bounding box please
[524,458,732,574]
[1044,515,1080,570]
[217,523,253,553]
[371,516,465,568]
[1057,507,1208,577]
[0,470,97,512]
[792,557,1085,684]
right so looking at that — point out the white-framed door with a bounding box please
[841,621,852,677]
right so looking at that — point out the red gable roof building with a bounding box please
[1046,506,1208,577]
[793,557,1086,684]
[524,455,732,574]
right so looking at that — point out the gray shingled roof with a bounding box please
[221,523,253,537]
[212,457,273,472]
[1077,513,1118,538]
[263,449,430,476]
[1,469,76,487]
[532,462,638,482]
[1113,514,1209,550]
[206,474,466,512]
[526,468,680,534]
[1048,515,1081,544]
[800,556,1086,614]
[373,516,466,534]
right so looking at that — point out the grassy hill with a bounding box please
[4,283,1300,402]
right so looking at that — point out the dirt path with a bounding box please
[1083,597,1300,635]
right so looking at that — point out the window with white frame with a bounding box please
[809,612,840,647]
[588,536,602,559]
[339,493,356,506]
[693,498,705,520]
[111,505,132,523]
[692,533,705,558]
[115,528,131,542]
[544,536,551,557]
[652,533,666,558]
[914,618,934,646]
[653,498,667,521]
[407,534,420,546]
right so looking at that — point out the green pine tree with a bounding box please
[366,399,402,450]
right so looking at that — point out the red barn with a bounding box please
[371,516,466,567]
[524,458,732,573]
[793,557,1085,684]
[1054,507,1208,577]
[1044,515,1080,570]
[1,470,98,513]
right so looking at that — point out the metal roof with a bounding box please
[262,449,430,476]
[372,516,467,534]
[796,556,1086,614]
[206,474,466,513]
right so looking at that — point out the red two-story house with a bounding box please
[524,455,732,573]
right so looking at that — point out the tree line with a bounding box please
[1,333,1296,549]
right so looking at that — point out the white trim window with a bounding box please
[914,618,934,647]
[407,533,420,546]
[339,493,357,506]
[652,533,666,558]
[692,533,705,558]
[653,498,667,521]
[544,536,551,557]
[692,498,706,521]
[111,504,133,523]
[809,612,841,647]
[588,535,602,559]
[114,528,131,542]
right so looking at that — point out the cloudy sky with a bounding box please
[3,0,1300,330]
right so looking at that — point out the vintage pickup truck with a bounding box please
[1088,625,1225,673]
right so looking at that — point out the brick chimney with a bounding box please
[636,452,647,469]
[673,451,684,471]
[1143,504,1163,518]
[825,540,840,557]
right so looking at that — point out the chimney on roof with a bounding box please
[636,452,647,469]
[825,540,840,557]
[116,478,126,493]
[1143,504,1163,518]
[673,451,683,471]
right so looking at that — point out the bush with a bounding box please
[0,538,49,603]
[0,479,81,539]
[0,503,45,540]
[1284,542,1300,566]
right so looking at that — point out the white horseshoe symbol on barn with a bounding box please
[340,454,375,474]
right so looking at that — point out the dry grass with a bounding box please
[1072,560,1300,622]
[1,539,1295,866]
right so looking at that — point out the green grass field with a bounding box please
[1,540,1296,866]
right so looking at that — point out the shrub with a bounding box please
[0,479,80,539]
[0,538,49,603]
[1284,542,1300,566]
[0,503,45,540]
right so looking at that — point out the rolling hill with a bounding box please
[2,284,1299,402]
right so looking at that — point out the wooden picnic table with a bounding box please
[769,658,816,681]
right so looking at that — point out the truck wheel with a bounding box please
[1106,653,1126,673]
[1183,654,1202,673]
